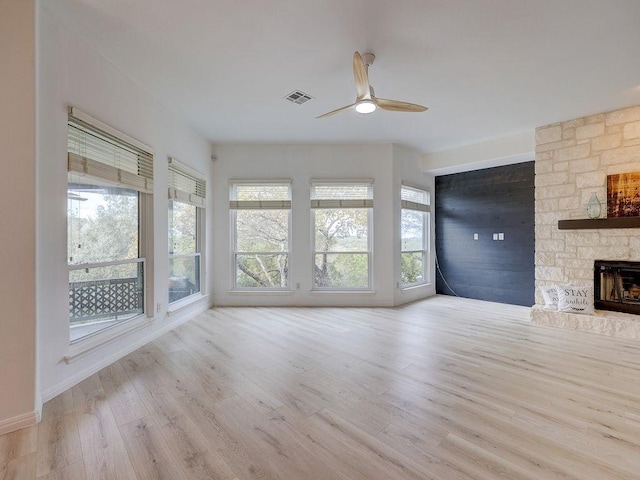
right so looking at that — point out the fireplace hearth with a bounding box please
[595,261,640,315]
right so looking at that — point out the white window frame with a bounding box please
[311,180,373,291]
[230,181,292,291]
[400,183,430,288]
[66,106,154,346]
[168,157,206,306]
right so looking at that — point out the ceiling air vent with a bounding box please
[284,90,313,105]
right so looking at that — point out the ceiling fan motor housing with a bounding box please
[361,52,375,68]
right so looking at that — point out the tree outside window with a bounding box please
[169,200,200,302]
[167,158,206,304]
[311,182,373,289]
[401,185,430,287]
[230,183,291,289]
[67,110,152,342]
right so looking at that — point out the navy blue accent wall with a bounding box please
[435,162,535,306]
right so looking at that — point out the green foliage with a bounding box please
[314,208,369,288]
[236,210,288,252]
[314,253,368,288]
[168,200,200,292]
[235,209,289,288]
[233,206,371,289]
[233,184,291,288]
[401,252,424,285]
[67,187,139,282]
[236,253,287,288]
[400,209,426,286]
[169,201,196,255]
[314,208,368,252]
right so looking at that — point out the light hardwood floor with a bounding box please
[3,295,640,479]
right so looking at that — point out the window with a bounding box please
[230,182,291,289]
[168,158,206,304]
[311,181,373,289]
[67,107,153,342]
[401,184,430,287]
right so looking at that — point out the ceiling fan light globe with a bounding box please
[355,100,376,114]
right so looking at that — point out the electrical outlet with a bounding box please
[493,233,498,240]
[498,233,504,240]
[156,302,161,313]
[473,233,479,240]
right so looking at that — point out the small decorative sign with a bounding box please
[607,172,640,218]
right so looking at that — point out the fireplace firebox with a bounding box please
[594,260,640,315]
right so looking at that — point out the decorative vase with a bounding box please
[587,192,602,219]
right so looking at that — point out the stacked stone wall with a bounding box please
[532,105,640,337]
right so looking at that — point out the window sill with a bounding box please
[401,282,431,292]
[228,289,294,295]
[65,314,153,363]
[168,293,210,316]
[310,289,376,295]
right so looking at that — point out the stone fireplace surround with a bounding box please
[531,104,640,339]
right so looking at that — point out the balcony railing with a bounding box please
[68,256,201,341]
[68,258,145,333]
[69,277,143,323]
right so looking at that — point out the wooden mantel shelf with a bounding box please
[558,217,640,230]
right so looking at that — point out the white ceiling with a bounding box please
[45,0,640,154]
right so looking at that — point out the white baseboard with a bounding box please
[40,301,209,403]
[0,410,38,435]
[35,393,43,423]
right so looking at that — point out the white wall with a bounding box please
[36,5,212,403]
[211,143,435,307]
[422,131,534,176]
[29,2,436,418]
[0,0,37,433]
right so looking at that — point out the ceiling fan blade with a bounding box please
[316,103,356,119]
[353,51,371,101]
[376,98,428,113]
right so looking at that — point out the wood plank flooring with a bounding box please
[4,295,640,479]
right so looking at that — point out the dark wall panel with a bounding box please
[435,162,535,306]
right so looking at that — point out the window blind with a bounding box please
[168,157,206,208]
[229,182,291,210]
[401,184,430,212]
[310,181,373,208]
[67,109,154,193]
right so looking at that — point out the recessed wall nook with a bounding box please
[531,104,640,338]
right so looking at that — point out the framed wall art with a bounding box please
[607,172,640,218]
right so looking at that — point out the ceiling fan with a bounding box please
[317,51,428,118]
